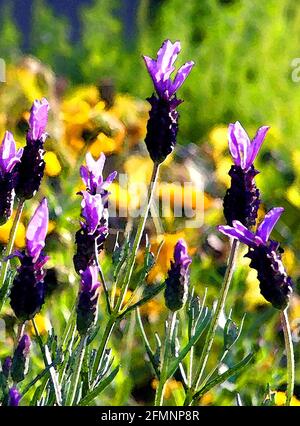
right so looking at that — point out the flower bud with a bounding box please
[11,334,31,383]
[164,239,192,311]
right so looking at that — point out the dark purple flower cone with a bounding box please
[73,219,108,275]
[8,387,21,406]
[164,262,189,311]
[246,241,293,310]
[11,334,31,384]
[10,254,46,322]
[0,173,15,225]
[77,287,99,336]
[15,139,45,200]
[223,165,260,227]
[2,356,12,378]
[145,95,180,164]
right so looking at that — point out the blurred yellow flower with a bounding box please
[200,392,214,406]
[45,151,62,177]
[29,313,49,336]
[274,391,300,406]
[209,125,228,159]
[16,67,43,101]
[140,299,164,323]
[147,232,186,283]
[286,184,300,208]
[0,216,26,248]
[244,269,268,311]
[62,99,91,126]
[124,155,153,184]
[215,156,232,187]
[90,133,120,156]
[151,378,183,399]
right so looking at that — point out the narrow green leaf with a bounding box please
[78,366,119,406]
[192,351,256,403]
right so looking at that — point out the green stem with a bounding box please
[0,200,24,312]
[154,311,177,406]
[92,316,116,380]
[32,319,62,406]
[114,162,160,313]
[95,242,111,315]
[280,308,294,406]
[65,335,87,406]
[92,162,160,383]
[185,238,239,405]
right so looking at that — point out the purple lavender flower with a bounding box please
[28,98,49,142]
[73,192,108,274]
[164,239,192,311]
[8,387,21,406]
[0,131,23,224]
[143,40,194,101]
[218,207,293,310]
[15,98,49,200]
[10,199,49,321]
[80,152,117,196]
[11,334,31,383]
[223,121,269,228]
[143,40,194,164]
[74,154,116,274]
[76,266,100,336]
[2,356,12,378]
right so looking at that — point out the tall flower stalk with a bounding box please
[218,207,294,405]
[185,122,268,405]
[93,39,194,379]
[0,99,49,313]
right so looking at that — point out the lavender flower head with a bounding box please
[218,207,293,310]
[223,121,269,228]
[77,266,100,336]
[10,199,49,321]
[143,40,194,101]
[80,152,117,196]
[11,334,31,383]
[2,356,12,378]
[74,152,116,274]
[164,239,192,311]
[0,131,23,224]
[8,387,21,406]
[15,98,49,200]
[143,40,194,164]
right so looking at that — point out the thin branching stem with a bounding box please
[280,308,294,406]
[154,311,177,406]
[185,238,239,405]
[0,200,24,313]
[32,319,62,406]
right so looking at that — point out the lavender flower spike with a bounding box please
[223,122,269,228]
[28,98,49,142]
[0,131,23,224]
[26,198,49,262]
[77,266,100,336]
[0,131,23,175]
[10,199,49,321]
[11,334,31,383]
[228,121,269,170]
[218,207,293,310]
[164,239,192,311]
[80,152,117,196]
[8,387,21,406]
[73,192,108,274]
[143,40,194,101]
[143,40,194,164]
[15,98,50,200]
